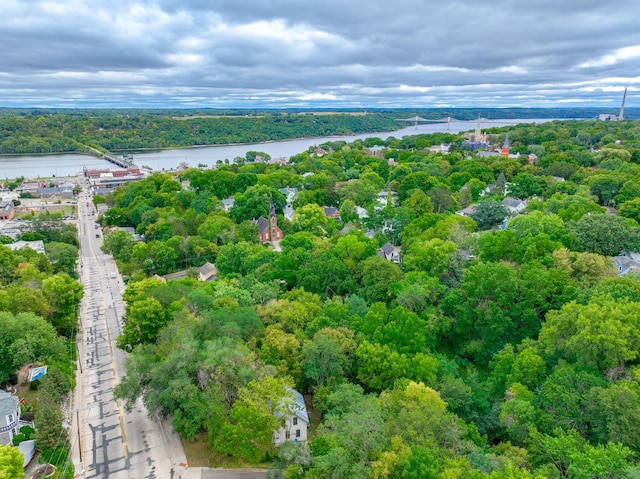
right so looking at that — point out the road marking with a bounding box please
[83,197,129,461]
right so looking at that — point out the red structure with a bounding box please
[254,196,283,243]
[501,133,510,157]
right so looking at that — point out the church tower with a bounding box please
[501,133,510,157]
[269,196,283,241]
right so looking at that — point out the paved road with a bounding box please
[71,179,187,479]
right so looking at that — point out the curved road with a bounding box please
[71,179,187,479]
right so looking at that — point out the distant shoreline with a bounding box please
[0,132,394,158]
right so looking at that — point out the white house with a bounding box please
[377,190,398,208]
[356,206,369,219]
[502,197,527,214]
[377,242,401,264]
[6,240,46,255]
[222,196,235,212]
[279,188,298,205]
[274,389,309,446]
[284,204,295,222]
[0,390,21,445]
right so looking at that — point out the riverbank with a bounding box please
[1,118,555,178]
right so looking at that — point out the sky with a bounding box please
[2,0,640,109]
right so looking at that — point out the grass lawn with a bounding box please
[182,432,210,467]
[18,205,77,216]
[182,432,272,469]
[15,382,40,416]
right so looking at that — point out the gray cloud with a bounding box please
[0,0,639,108]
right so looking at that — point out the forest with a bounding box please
[1,108,638,155]
[90,117,640,478]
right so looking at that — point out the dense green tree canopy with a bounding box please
[86,117,640,475]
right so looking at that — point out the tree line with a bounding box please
[2,108,639,155]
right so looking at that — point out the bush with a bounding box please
[11,425,35,445]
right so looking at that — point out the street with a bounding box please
[71,179,187,479]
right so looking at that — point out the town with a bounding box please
[1,115,640,478]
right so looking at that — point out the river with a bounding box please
[0,119,551,178]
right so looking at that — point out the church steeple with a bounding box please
[501,133,510,157]
[268,195,282,241]
[269,196,276,220]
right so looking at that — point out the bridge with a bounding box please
[103,153,135,168]
[396,116,460,129]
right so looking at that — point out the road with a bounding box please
[71,179,187,479]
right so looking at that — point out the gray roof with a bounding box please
[503,198,525,208]
[163,270,189,281]
[457,205,477,216]
[254,216,270,234]
[7,240,46,254]
[36,187,73,194]
[198,262,218,277]
[0,203,14,213]
[222,196,235,209]
[290,388,309,424]
[379,242,396,255]
[284,204,295,221]
[323,206,339,216]
[0,390,18,416]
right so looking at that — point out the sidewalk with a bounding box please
[182,468,267,479]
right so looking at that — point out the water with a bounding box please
[1,119,550,178]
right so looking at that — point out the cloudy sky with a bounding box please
[2,0,639,109]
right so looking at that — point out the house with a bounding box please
[110,226,145,242]
[377,242,401,264]
[278,188,298,205]
[35,187,74,199]
[323,206,341,220]
[614,252,640,275]
[364,146,385,158]
[284,204,295,222]
[162,262,218,282]
[0,390,21,445]
[253,197,284,243]
[462,140,490,151]
[502,197,527,214]
[0,203,15,220]
[274,389,309,446]
[377,191,398,207]
[222,196,235,212]
[198,262,218,282]
[428,144,451,154]
[356,206,369,219]
[6,240,46,255]
[279,188,298,222]
[480,183,505,197]
[162,270,190,281]
[456,205,478,217]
